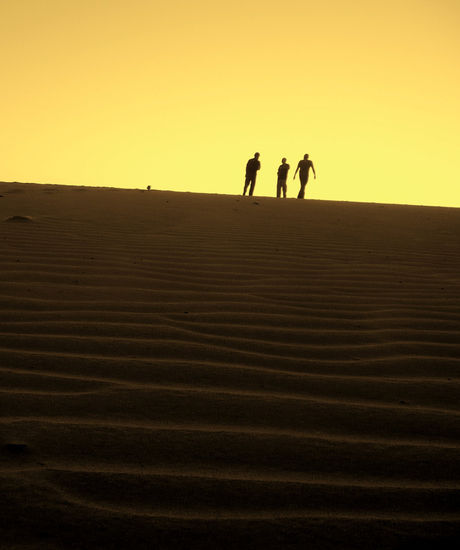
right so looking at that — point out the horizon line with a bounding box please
[1,180,459,210]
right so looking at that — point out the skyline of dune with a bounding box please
[1,0,459,207]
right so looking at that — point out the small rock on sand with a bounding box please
[3,443,30,455]
[4,215,33,223]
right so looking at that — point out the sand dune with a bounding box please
[1,182,459,549]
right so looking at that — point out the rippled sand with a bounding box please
[1,182,459,549]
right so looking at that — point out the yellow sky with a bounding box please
[1,0,459,206]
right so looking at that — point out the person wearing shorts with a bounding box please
[276,158,290,198]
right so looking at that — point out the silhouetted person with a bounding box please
[294,154,316,199]
[243,152,261,196]
[276,158,290,198]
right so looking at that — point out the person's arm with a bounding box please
[311,162,316,179]
[293,163,299,179]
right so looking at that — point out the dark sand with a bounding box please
[1,182,459,549]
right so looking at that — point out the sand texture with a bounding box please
[1,182,460,549]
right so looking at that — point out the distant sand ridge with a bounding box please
[1,182,459,549]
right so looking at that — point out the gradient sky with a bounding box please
[1,0,459,206]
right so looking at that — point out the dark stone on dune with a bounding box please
[3,443,30,455]
[4,215,33,223]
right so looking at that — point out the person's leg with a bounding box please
[276,180,281,198]
[249,176,256,196]
[243,176,250,195]
[297,182,305,199]
[298,176,308,199]
[282,181,287,198]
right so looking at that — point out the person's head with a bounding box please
[303,154,309,160]
[254,152,260,159]
[281,157,287,164]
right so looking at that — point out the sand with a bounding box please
[1,181,459,549]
